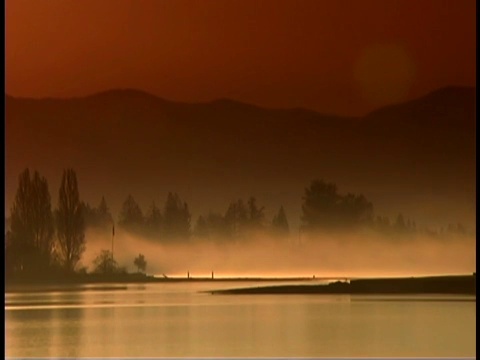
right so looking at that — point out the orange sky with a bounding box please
[6,0,476,115]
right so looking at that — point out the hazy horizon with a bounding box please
[81,226,475,279]
[5,1,476,358]
[5,84,476,234]
[6,0,476,277]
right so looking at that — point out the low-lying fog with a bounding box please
[81,228,475,279]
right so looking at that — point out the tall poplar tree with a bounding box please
[7,169,54,275]
[56,169,85,272]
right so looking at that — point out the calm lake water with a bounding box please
[5,281,476,358]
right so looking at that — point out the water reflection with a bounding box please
[7,308,55,357]
[7,296,86,358]
[53,307,84,358]
[5,282,476,357]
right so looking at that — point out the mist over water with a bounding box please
[82,228,475,279]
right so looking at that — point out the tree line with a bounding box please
[5,169,468,279]
[103,178,465,240]
[300,179,467,237]
[6,169,85,278]
[100,193,290,242]
[5,168,150,279]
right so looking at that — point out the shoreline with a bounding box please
[5,273,476,295]
[209,274,476,295]
[4,275,317,293]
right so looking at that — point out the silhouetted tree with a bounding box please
[225,199,248,238]
[133,253,147,273]
[118,195,144,231]
[163,192,191,239]
[7,169,55,276]
[247,197,265,230]
[81,202,96,227]
[97,196,113,225]
[92,249,118,274]
[339,193,374,227]
[195,212,232,240]
[210,212,231,237]
[301,179,373,231]
[145,201,162,236]
[56,169,85,272]
[272,206,289,236]
[301,180,340,230]
[82,196,113,229]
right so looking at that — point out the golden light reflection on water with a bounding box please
[5,283,476,358]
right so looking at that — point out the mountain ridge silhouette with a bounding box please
[5,85,475,229]
[6,85,474,119]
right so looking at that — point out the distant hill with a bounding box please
[5,86,476,229]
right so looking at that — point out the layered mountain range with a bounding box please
[5,86,475,230]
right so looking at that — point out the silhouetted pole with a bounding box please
[212,271,214,279]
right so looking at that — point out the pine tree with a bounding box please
[272,206,289,236]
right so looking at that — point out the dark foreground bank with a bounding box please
[209,274,476,295]
[4,273,316,293]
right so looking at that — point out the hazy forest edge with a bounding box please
[5,167,472,283]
